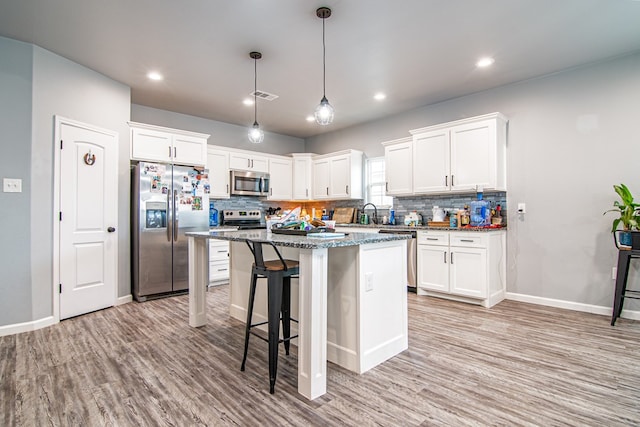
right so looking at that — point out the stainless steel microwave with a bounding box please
[230,170,270,196]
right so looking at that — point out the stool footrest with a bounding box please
[249,330,299,344]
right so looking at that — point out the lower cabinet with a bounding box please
[209,239,230,286]
[417,230,505,308]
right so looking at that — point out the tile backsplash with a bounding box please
[211,191,506,225]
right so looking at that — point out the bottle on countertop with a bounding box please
[389,209,396,225]
[449,209,458,228]
[461,205,470,226]
[209,201,219,227]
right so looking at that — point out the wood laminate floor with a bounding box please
[2,286,640,426]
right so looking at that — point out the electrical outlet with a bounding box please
[612,267,617,280]
[517,202,526,214]
[365,272,374,292]
[3,178,22,193]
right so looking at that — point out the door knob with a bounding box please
[107,227,116,232]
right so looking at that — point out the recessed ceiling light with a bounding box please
[374,93,386,101]
[476,57,495,68]
[243,98,254,106]
[147,71,163,81]
[306,115,315,122]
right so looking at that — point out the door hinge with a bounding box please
[59,283,62,294]
[59,212,63,221]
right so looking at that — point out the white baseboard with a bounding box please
[0,316,57,337]
[116,294,132,306]
[506,292,640,321]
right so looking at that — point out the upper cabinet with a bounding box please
[312,150,363,200]
[409,113,507,194]
[206,147,230,199]
[229,152,269,173]
[129,122,209,166]
[291,153,314,201]
[268,157,292,200]
[382,137,413,196]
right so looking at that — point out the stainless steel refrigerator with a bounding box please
[132,162,209,301]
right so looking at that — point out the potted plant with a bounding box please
[603,183,640,247]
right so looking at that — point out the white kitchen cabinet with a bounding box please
[291,153,314,200]
[410,113,507,194]
[417,230,505,308]
[206,147,230,199]
[268,157,292,200]
[312,150,363,200]
[129,122,209,166]
[382,137,413,195]
[209,239,229,286]
[229,152,269,173]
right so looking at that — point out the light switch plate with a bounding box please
[3,178,22,193]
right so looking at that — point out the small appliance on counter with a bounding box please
[432,206,446,222]
[221,209,264,229]
[404,211,422,226]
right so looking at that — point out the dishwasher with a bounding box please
[378,229,417,292]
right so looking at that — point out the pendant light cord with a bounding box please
[322,16,326,98]
[254,56,258,124]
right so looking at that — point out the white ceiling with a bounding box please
[1,0,640,138]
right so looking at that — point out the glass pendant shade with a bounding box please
[314,96,334,126]
[248,122,264,144]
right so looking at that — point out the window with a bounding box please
[365,157,393,208]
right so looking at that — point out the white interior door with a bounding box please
[59,120,118,319]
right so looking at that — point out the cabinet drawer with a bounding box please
[418,230,449,246]
[209,260,230,281]
[450,233,488,248]
[209,241,230,261]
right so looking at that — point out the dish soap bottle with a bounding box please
[389,209,396,225]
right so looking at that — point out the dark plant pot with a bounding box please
[620,231,632,247]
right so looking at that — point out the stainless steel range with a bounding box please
[221,209,265,229]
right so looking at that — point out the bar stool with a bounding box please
[611,231,640,326]
[240,239,299,393]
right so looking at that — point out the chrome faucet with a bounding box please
[361,203,378,225]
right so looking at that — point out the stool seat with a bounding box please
[262,259,299,271]
[240,239,299,394]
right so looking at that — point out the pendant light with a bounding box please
[314,7,334,126]
[248,51,264,144]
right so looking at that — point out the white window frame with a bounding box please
[365,156,393,208]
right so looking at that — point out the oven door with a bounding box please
[230,170,269,196]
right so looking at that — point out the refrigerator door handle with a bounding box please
[166,189,172,242]
[173,189,179,241]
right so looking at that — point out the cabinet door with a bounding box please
[312,159,331,199]
[229,153,269,172]
[385,141,413,195]
[417,245,449,292]
[292,156,312,200]
[172,134,207,166]
[329,155,351,198]
[450,119,496,191]
[268,158,292,200]
[131,127,172,163]
[413,129,450,193]
[207,149,230,199]
[449,247,487,298]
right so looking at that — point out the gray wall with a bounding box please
[131,104,305,155]
[0,38,33,324]
[0,36,131,328]
[307,52,640,309]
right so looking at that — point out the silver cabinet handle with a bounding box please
[427,237,438,241]
[346,185,349,194]
[443,251,447,263]
[386,182,388,191]
[247,159,251,168]
[326,187,329,195]
[460,239,474,242]
[445,175,448,186]
[270,187,273,196]
[306,189,308,197]
[450,252,454,264]
[226,184,229,194]
[174,147,176,158]
[452,175,455,186]
[168,146,172,158]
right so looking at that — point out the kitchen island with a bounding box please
[186,229,410,400]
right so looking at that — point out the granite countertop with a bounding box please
[186,229,411,249]
[334,223,507,232]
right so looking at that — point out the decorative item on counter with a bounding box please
[461,205,470,226]
[389,209,396,225]
[404,211,422,227]
[383,215,388,224]
[360,213,369,225]
[449,209,458,228]
[492,204,503,225]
